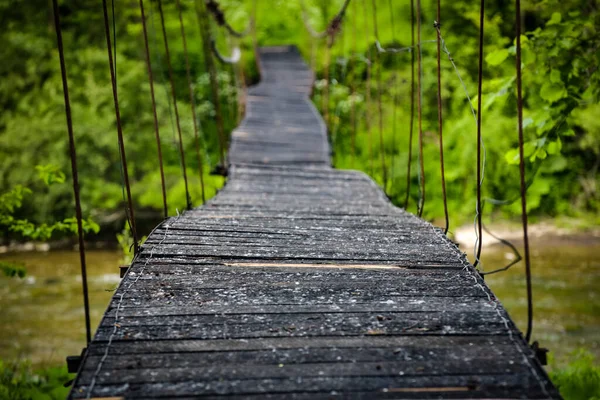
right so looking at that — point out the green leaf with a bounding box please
[485,48,509,66]
[547,12,562,25]
[540,81,567,103]
[504,148,520,165]
[547,138,562,155]
[550,70,562,83]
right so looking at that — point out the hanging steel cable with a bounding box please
[416,0,425,218]
[196,0,227,174]
[435,2,449,234]
[138,0,168,217]
[51,0,91,345]
[515,0,534,344]
[404,0,416,210]
[101,0,139,255]
[371,0,388,193]
[474,0,485,267]
[350,0,357,167]
[157,0,192,210]
[361,0,374,175]
[388,0,398,193]
[175,0,206,204]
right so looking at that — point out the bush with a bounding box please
[0,360,71,400]
[550,350,600,400]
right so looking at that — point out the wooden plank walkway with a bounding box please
[70,46,558,399]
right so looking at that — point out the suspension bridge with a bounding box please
[41,0,561,398]
[63,45,557,398]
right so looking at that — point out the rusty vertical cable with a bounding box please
[515,0,533,343]
[404,0,415,210]
[251,0,260,75]
[324,43,331,130]
[416,0,425,217]
[101,0,139,254]
[388,0,398,193]
[350,0,357,167]
[196,0,227,171]
[52,0,91,345]
[474,0,484,266]
[139,0,168,217]
[363,0,373,175]
[175,0,206,204]
[158,0,192,210]
[371,0,388,192]
[436,1,449,234]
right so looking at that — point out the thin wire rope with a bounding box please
[110,0,136,249]
[474,0,485,267]
[101,0,139,255]
[139,0,168,218]
[376,39,437,53]
[148,0,180,174]
[362,0,373,175]
[433,227,551,399]
[388,0,398,193]
[435,8,449,234]
[175,0,206,204]
[350,0,357,167]
[157,0,192,210]
[371,0,388,193]
[51,0,91,346]
[416,0,425,217]
[196,0,227,172]
[515,0,534,344]
[86,214,180,399]
[324,40,331,130]
[404,0,416,210]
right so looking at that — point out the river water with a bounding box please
[1,238,598,370]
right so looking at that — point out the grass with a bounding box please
[550,350,600,400]
[0,360,71,400]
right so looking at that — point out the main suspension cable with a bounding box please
[139,0,168,217]
[52,0,91,345]
[101,0,139,254]
[157,0,192,210]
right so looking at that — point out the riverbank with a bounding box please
[453,217,600,249]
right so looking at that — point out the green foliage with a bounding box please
[305,0,600,224]
[0,360,71,400]
[0,166,100,241]
[550,350,600,400]
[0,0,598,234]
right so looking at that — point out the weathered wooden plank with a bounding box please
[71,374,551,399]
